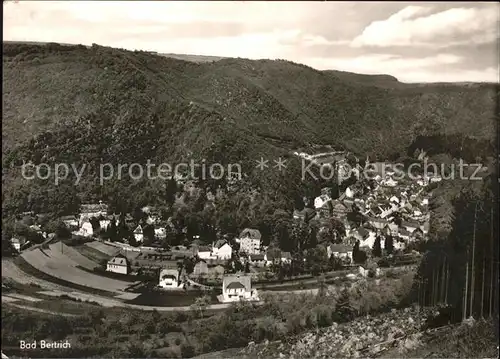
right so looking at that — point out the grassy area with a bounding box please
[13,256,116,298]
[127,290,220,307]
[28,298,103,315]
[73,244,111,264]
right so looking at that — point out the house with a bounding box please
[264,248,282,266]
[155,227,167,239]
[327,244,353,262]
[212,240,232,260]
[106,255,130,275]
[354,227,376,248]
[10,237,26,252]
[159,268,183,289]
[78,221,94,237]
[293,208,316,223]
[249,254,266,267]
[398,228,411,241]
[99,219,111,231]
[316,200,333,219]
[60,215,79,228]
[133,225,144,243]
[383,223,399,236]
[237,228,262,255]
[379,204,395,218]
[331,200,349,219]
[401,221,420,234]
[410,228,424,241]
[80,202,108,224]
[368,217,388,231]
[81,202,108,216]
[196,246,214,260]
[422,220,430,235]
[221,274,259,303]
[29,224,42,233]
[281,251,292,264]
[314,194,331,210]
[345,187,354,198]
[382,178,398,187]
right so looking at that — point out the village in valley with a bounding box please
[6,152,440,306]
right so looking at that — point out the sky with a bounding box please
[3,1,499,83]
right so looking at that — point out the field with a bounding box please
[20,243,137,294]
[84,241,122,257]
[2,259,70,292]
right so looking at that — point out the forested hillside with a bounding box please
[2,41,498,218]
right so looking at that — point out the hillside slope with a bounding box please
[2,42,498,215]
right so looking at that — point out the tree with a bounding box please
[385,235,394,255]
[306,245,329,275]
[142,224,155,245]
[372,236,382,257]
[191,295,211,318]
[353,240,360,262]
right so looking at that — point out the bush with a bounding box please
[180,343,196,358]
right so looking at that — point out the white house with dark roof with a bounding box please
[221,274,259,303]
[327,244,353,262]
[133,225,144,243]
[159,268,183,289]
[106,255,130,275]
[212,240,232,260]
[237,228,262,255]
[196,245,214,260]
[249,253,266,267]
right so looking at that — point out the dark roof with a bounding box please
[402,221,419,228]
[250,254,265,261]
[399,228,411,236]
[60,215,78,221]
[214,239,229,249]
[133,225,143,234]
[197,246,212,252]
[329,244,353,253]
[357,227,370,238]
[81,203,108,213]
[239,228,262,240]
[226,281,245,289]
[223,274,251,291]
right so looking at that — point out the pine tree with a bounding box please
[372,236,382,257]
[353,240,360,263]
[384,235,394,255]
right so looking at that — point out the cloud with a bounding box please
[352,5,499,48]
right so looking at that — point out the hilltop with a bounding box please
[2,41,497,214]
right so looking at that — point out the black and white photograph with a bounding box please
[2,1,499,358]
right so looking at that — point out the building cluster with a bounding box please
[294,161,436,261]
